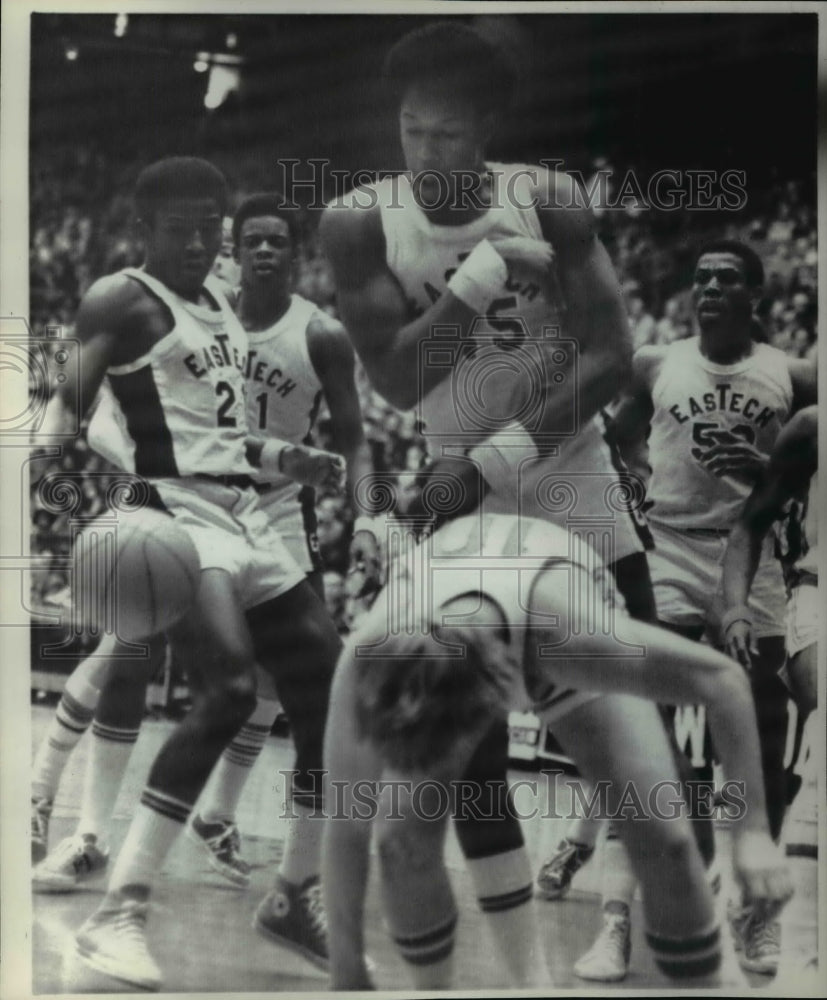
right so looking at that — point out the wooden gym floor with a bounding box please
[30,706,817,994]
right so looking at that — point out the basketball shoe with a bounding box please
[74,893,162,992]
[536,838,595,900]
[728,900,780,975]
[187,814,251,887]
[573,904,631,982]
[33,833,109,893]
[253,874,328,970]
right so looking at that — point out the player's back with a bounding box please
[647,337,793,530]
[87,268,252,480]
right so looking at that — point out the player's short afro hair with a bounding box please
[383,21,517,117]
[135,157,228,223]
[696,239,765,288]
[232,191,300,249]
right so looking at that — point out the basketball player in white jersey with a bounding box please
[36,158,345,991]
[190,190,379,933]
[31,193,376,897]
[559,240,817,979]
[722,405,818,987]
[319,20,732,987]
[321,510,791,989]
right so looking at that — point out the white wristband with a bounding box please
[260,439,289,477]
[353,515,383,542]
[468,423,538,503]
[446,239,508,314]
[720,605,753,634]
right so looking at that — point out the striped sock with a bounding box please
[77,721,141,845]
[32,671,101,801]
[468,848,552,986]
[392,910,458,988]
[107,789,191,895]
[646,923,721,981]
[198,699,279,824]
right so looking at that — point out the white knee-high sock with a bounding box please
[32,657,107,801]
[467,848,553,987]
[197,698,279,824]
[77,720,141,845]
[107,789,191,898]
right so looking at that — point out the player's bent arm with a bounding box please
[535,609,772,836]
[787,358,817,413]
[246,435,345,491]
[37,275,154,445]
[533,171,634,430]
[306,315,374,510]
[322,649,382,989]
[606,346,664,451]
[320,203,496,411]
[722,406,818,613]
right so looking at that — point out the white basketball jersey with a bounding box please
[87,269,253,479]
[386,511,614,714]
[370,163,646,559]
[647,338,793,530]
[244,293,325,508]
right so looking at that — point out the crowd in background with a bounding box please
[30,143,818,633]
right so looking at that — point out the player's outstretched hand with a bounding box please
[724,619,758,670]
[732,829,794,914]
[489,236,555,273]
[695,441,768,482]
[281,444,346,491]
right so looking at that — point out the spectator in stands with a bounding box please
[654,297,686,345]
[625,282,657,349]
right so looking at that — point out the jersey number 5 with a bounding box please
[691,420,755,460]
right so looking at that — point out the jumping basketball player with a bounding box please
[551,240,816,979]
[36,158,343,992]
[319,21,695,986]
[321,511,792,989]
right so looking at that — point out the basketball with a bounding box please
[72,508,201,642]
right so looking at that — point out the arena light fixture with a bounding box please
[114,13,128,38]
[64,44,79,61]
[193,53,209,73]
[203,63,240,110]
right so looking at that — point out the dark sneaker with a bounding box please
[187,814,251,888]
[254,874,328,971]
[536,838,595,900]
[728,902,780,975]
